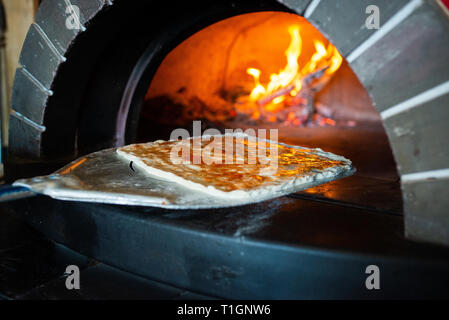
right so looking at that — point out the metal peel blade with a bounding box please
[11,145,355,209]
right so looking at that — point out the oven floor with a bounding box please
[278,124,399,181]
[2,193,449,299]
[275,124,402,214]
[147,123,403,214]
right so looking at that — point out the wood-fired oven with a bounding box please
[4,0,449,298]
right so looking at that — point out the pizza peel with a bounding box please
[0,143,355,209]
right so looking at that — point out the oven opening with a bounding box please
[131,11,401,214]
[138,12,380,137]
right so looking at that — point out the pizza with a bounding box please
[117,133,354,199]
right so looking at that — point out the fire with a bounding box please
[247,68,265,100]
[245,24,343,126]
[247,26,302,102]
[265,26,302,96]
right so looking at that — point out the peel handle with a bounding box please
[0,185,35,202]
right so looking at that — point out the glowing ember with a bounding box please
[238,24,343,127]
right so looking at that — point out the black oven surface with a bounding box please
[2,188,449,300]
[0,208,212,300]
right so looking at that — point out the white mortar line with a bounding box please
[346,0,423,63]
[381,80,449,119]
[402,168,449,184]
[20,67,53,96]
[10,110,46,133]
[304,0,320,18]
[33,23,67,62]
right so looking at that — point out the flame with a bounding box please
[247,26,302,101]
[265,25,302,95]
[247,68,266,100]
[327,45,343,74]
[246,24,343,118]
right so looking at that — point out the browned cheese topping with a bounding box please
[119,137,345,192]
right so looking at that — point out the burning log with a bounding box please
[302,66,329,86]
[255,67,329,107]
[256,84,295,107]
[233,25,343,127]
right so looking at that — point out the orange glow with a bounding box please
[325,118,336,126]
[60,158,87,175]
[251,110,260,120]
[145,12,351,129]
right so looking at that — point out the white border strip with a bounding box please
[402,168,449,184]
[381,80,449,119]
[304,0,321,18]
[347,0,423,63]
[10,110,46,132]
